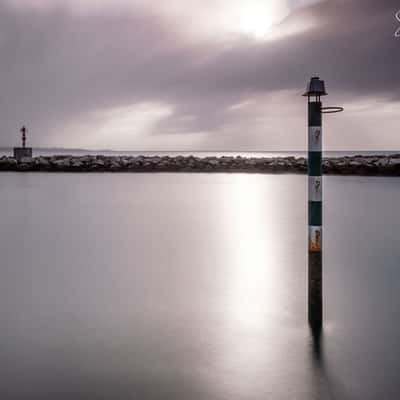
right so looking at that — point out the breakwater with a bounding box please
[1,154,400,175]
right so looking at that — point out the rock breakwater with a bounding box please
[0,154,400,175]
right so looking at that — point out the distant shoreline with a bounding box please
[1,154,400,176]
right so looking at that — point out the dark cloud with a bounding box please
[0,0,398,149]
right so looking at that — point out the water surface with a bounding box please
[1,173,399,399]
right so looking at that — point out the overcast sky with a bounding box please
[0,0,399,150]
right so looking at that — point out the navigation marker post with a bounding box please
[303,77,343,328]
[13,125,33,160]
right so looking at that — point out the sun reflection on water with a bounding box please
[212,174,292,397]
[223,175,283,329]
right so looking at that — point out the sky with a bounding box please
[0,0,399,151]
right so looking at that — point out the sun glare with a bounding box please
[230,1,289,39]
[237,4,274,38]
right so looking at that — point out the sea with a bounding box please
[0,158,400,399]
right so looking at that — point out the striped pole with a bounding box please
[303,77,326,328]
[308,100,322,327]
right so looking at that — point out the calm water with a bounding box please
[1,173,400,399]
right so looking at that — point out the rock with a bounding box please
[375,158,389,167]
[0,158,15,165]
[208,159,219,166]
[52,159,69,168]
[389,158,400,166]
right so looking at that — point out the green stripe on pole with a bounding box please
[309,202,322,226]
[309,102,322,126]
[308,152,322,176]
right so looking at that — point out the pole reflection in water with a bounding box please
[308,326,349,400]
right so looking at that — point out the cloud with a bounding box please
[0,0,399,150]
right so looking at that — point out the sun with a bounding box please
[230,1,289,39]
[237,3,274,38]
